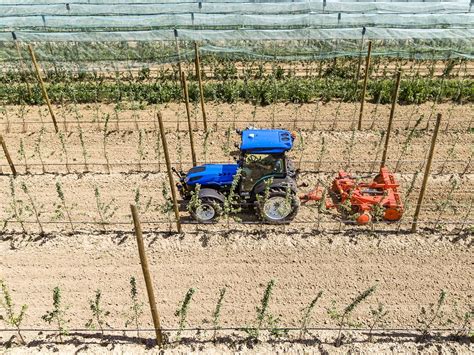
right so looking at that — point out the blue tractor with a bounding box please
[174,129,300,223]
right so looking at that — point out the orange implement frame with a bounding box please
[301,167,404,225]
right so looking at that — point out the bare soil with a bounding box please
[0,101,472,353]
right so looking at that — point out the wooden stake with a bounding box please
[0,135,17,176]
[357,40,372,131]
[411,113,442,233]
[182,73,197,167]
[130,205,163,347]
[175,37,184,91]
[194,42,208,131]
[27,44,59,133]
[380,70,402,168]
[157,112,183,233]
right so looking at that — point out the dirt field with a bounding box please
[0,101,472,353]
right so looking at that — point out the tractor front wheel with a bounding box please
[257,189,299,224]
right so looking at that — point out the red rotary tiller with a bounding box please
[301,167,404,225]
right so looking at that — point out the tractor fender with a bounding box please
[198,188,225,203]
[252,177,298,196]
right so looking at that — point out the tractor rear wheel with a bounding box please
[257,189,299,224]
[190,197,222,223]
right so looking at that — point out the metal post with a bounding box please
[130,205,163,347]
[0,135,17,176]
[380,71,402,168]
[157,112,183,233]
[194,42,208,131]
[182,73,197,167]
[411,113,442,233]
[27,44,59,133]
[357,40,372,131]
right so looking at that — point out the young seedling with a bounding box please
[0,279,27,344]
[18,139,29,174]
[316,136,327,172]
[20,182,44,234]
[417,289,447,340]
[134,187,153,215]
[327,285,376,347]
[296,131,305,169]
[85,289,110,338]
[245,279,284,340]
[449,302,473,338]
[33,128,46,173]
[212,287,226,341]
[124,276,144,338]
[299,291,323,339]
[53,181,75,232]
[78,128,89,172]
[203,129,211,163]
[42,286,69,342]
[58,132,70,174]
[154,130,161,172]
[367,302,389,342]
[94,186,118,232]
[223,169,242,227]
[3,178,28,233]
[102,113,111,173]
[137,129,145,172]
[175,288,196,340]
[255,177,274,220]
[160,182,175,232]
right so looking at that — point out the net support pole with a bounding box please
[182,73,197,167]
[130,204,163,347]
[194,42,208,131]
[174,30,184,92]
[411,113,442,233]
[27,44,58,133]
[157,112,183,233]
[14,40,33,99]
[357,40,372,131]
[0,135,17,176]
[380,70,402,168]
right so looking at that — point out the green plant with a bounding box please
[42,286,69,342]
[102,113,111,173]
[327,285,376,346]
[78,128,89,171]
[53,181,75,232]
[367,302,388,342]
[245,280,285,340]
[0,279,27,344]
[58,132,70,174]
[175,288,196,340]
[417,290,447,340]
[203,129,211,163]
[212,287,227,341]
[222,168,242,226]
[85,289,110,337]
[160,182,175,231]
[449,302,473,338]
[134,187,153,215]
[137,129,145,171]
[3,178,28,233]
[93,186,118,232]
[299,291,323,339]
[33,128,46,173]
[255,177,274,220]
[125,276,144,338]
[20,182,44,234]
[18,139,29,174]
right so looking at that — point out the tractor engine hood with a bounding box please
[185,164,238,187]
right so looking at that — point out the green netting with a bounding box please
[0,1,472,63]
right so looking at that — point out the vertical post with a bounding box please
[0,135,17,176]
[194,42,208,131]
[357,40,372,131]
[380,70,402,168]
[354,27,366,82]
[411,113,442,233]
[174,31,184,91]
[130,205,163,347]
[27,44,59,133]
[182,73,197,167]
[157,112,183,233]
[14,41,33,99]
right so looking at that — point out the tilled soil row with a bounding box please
[1,231,472,332]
